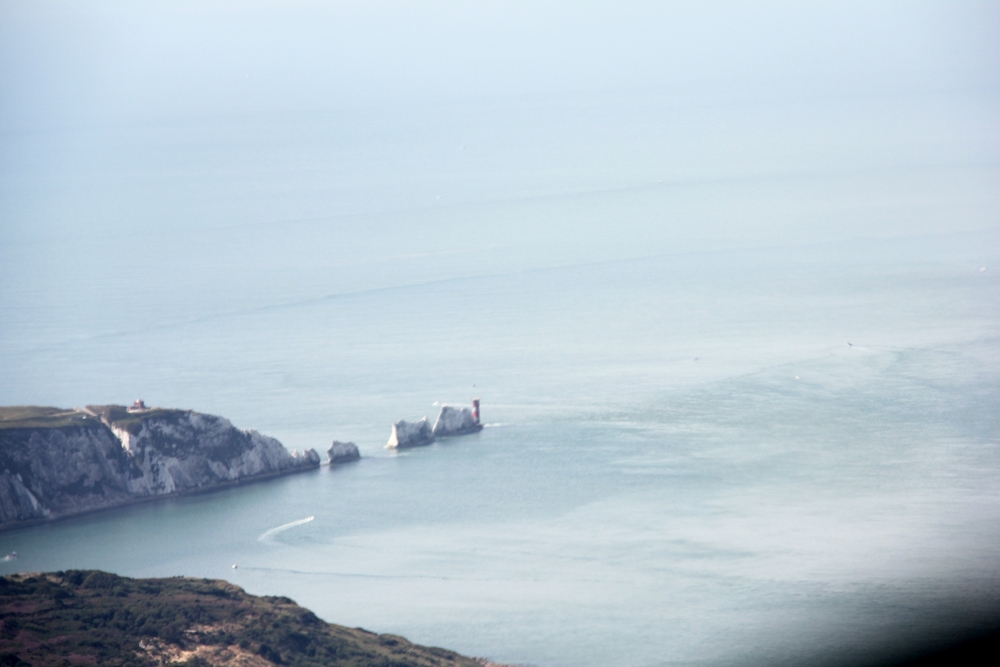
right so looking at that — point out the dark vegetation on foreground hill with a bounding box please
[0,571,495,667]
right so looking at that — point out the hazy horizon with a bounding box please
[2,3,999,666]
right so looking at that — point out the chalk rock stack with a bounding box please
[386,417,434,449]
[387,401,483,449]
[327,440,360,464]
[432,405,483,437]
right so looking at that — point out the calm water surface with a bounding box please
[2,87,999,666]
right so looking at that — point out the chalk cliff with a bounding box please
[386,417,434,449]
[0,405,319,529]
[432,405,483,437]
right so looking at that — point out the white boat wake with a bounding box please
[258,516,314,543]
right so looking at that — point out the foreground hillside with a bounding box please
[0,405,320,529]
[0,571,497,667]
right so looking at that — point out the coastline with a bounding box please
[0,463,322,534]
[0,404,322,531]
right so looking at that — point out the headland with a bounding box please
[0,404,320,530]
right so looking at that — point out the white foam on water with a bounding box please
[258,516,315,544]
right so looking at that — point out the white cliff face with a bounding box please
[432,406,482,437]
[0,471,47,524]
[386,417,434,448]
[327,441,360,464]
[0,423,140,525]
[0,407,320,529]
[112,412,320,496]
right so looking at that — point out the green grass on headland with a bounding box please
[86,405,190,435]
[0,407,96,430]
[0,405,188,432]
[0,571,494,667]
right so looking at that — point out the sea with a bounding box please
[1,83,999,667]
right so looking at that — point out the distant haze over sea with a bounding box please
[2,2,999,665]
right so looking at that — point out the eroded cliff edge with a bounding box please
[0,405,319,529]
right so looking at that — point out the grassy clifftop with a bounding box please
[0,571,496,667]
[86,405,192,436]
[0,407,96,430]
[0,406,187,432]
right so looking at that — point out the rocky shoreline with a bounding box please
[1,399,483,530]
[0,405,321,530]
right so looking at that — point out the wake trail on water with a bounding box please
[240,566,457,581]
[258,516,314,543]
